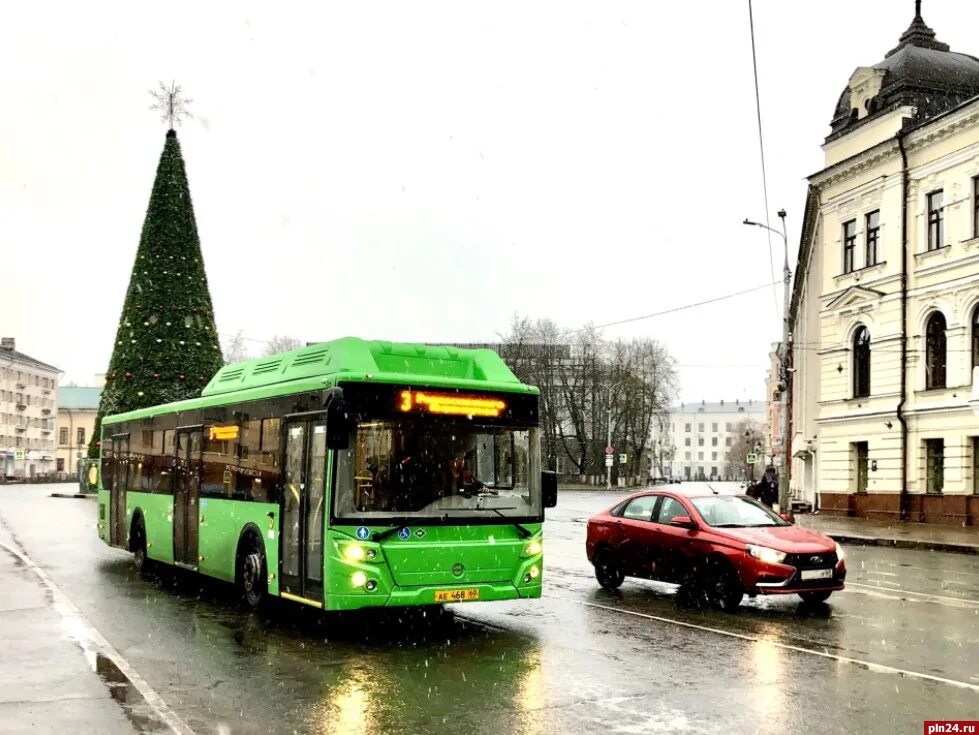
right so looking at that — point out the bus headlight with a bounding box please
[351,571,368,588]
[529,565,540,579]
[524,539,542,556]
[343,544,366,562]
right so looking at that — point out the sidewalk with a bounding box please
[0,531,136,734]
[796,514,979,555]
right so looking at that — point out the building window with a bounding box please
[925,439,944,493]
[711,437,718,447]
[685,452,691,460]
[925,312,947,389]
[711,452,717,461]
[77,427,86,445]
[685,423,691,432]
[698,452,703,461]
[853,442,868,493]
[726,437,732,447]
[725,423,732,431]
[684,438,691,447]
[711,423,718,432]
[697,438,704,447]
[973,176,979,239]
[972,306,979,373]
[853,326,871,398]
[59,427,69,445]
[865,210,880,266]
[973,437,979,495]
[698,423,704,432]
[843,219,857,273]
[927,190,944,250]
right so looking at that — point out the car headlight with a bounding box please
[835,542,845,562]
[524,539,543,557]
[747,544,786,564]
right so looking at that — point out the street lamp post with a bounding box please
[605,379,625,490]
[743,209,792,516]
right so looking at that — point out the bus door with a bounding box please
[173,428,203,567]
[109,434,129,546]
[280,415,328,603]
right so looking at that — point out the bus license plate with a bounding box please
[801,568,833,581]
[435,588,480,603]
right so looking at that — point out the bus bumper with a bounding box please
[325,580,542,611]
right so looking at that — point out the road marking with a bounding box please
[847,581,979,607]
[544,593,979,693]
[0,540,196,735]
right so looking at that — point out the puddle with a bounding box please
[93,652,174,733]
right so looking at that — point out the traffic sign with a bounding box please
[605,446,614,455]
[618,453,627,464]
[746,453,759,464]
[605,455,614,467]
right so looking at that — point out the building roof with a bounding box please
[58,387,102,410]
[0,347,59,373]
[828,7,979,141]
[673,401,766,415]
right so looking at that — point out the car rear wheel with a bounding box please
[799,590,833,604]
[705,560,743,611]
[594,548,625,590]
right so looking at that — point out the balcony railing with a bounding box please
[15,403,26,411]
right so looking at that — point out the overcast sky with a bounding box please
[3,1,975,402]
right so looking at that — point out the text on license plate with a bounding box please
[800,568,833,581]
[435,588,480,603]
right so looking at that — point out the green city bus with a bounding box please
[96,337,556,611]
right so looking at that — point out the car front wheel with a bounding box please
[705,560,743,611]
[594,548,625,590]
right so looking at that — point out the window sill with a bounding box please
[914,385,969,396]
[835,261,887,282]
[914,245,951,260]
[962,236,979,250]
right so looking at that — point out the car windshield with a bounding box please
[690,495,790,528]
[334,420,541,521]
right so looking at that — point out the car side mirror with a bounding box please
[669,515,696,529]
[542,470,557,508]
[324,388,351,450]
[779,513,794,523]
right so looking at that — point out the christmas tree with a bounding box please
[88,128,223,457]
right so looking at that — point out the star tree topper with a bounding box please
[149,81,193,128]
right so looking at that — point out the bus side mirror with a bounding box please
[542,470,557,508]
[325,389,350,450]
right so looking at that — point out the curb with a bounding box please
[822,532,979,556]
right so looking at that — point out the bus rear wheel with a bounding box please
[131,518,152,575]
[239,537,267,611]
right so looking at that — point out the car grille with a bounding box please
[783,551,838,570]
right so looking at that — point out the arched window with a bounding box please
[925,312,947,390]
[853,326,871,398]
[972,306,979,373]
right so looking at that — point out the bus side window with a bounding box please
[236,420,263,500]
[129,429,144,491]
[140,429,155,492]
[101,440,114,492]
[202,428,236,498]
[254,418,281,503]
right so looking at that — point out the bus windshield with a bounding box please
[334,420,541,521]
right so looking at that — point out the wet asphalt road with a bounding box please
[1,485,977,735]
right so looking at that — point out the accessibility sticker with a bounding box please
[356,526,370,540]
[398,527,411,541]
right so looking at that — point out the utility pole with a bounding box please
[777,209,792,517]
[743,210,793,516]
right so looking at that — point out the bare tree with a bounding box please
[725,418,764,482]
[263,335,303,356]
[222,330,250,364]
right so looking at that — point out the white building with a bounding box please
[789,6,979,524]
[0,338,59,480]
[654,400,766,481]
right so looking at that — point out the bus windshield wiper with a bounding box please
[439,507,532,538]
[371,518,412,542]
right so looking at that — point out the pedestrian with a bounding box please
[759,466,778,509]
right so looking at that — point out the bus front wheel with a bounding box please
[238,536,267,610]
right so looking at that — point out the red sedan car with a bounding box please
[586,488,846,609]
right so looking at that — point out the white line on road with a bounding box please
[846,581,979,606]
[544,593,979,693]
[0,540,196,735]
